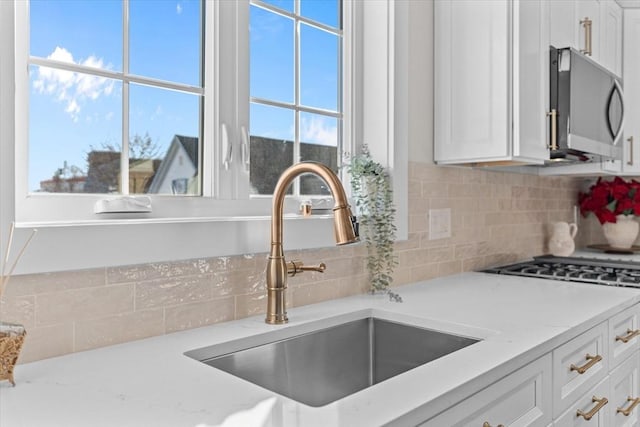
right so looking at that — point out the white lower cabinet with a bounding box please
[608,305,640,371]
[419,354,552,427]
[553,350,640,427]
[609,351,640,427]
[419,304,640,427]
[554,377,611,427]
[553,322,609,418]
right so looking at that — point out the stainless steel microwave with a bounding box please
[549,46,623,162]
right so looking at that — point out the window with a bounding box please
[1,0,404,274]
[249,0,342,197]
[28,1,203,196]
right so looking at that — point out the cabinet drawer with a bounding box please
[553,322,609,418]
[554,377,610,427]
[420,354,552,427]
[609,350,640,427]
[609,304,640,370]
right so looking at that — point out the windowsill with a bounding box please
[15,212,333,229]
[10,214,355,275]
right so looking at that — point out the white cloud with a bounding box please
[176,3,183,14]
[300,116,337,146]
[32,46,115,122]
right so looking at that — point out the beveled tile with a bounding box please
[3,268,106,297]
[164,297,235,333]
[0,295,35,328]
[74,309,164,352]
[107,259,214,284]
[18,323,74,363]
[135,275,213,310]
[36,284,134,326]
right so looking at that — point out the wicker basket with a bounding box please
[0,322,26,386]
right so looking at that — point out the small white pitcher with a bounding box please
[548,222,578,257]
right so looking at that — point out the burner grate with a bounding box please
[484,256,640,288]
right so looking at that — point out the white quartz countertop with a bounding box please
[2,272,640,427]
[572,248,640,262]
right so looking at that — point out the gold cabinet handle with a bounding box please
[615,328,640,343]
[547,109,558,150]
[581,17,592,56]
[628,136,634,166]
[577,396,608,420]
[482,423,504,427]
[570,354,602,374]
[617,397,640,416]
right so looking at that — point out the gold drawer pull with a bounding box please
[615,329,640,343]
[617,397,640,416]
[577,396,608,420]
[482,423,504,427]
[570,354,602,374]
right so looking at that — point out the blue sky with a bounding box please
[28,0,340,192]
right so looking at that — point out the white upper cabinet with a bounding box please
[620,9,640,173]
[600,0,623,76]
[434,0,550,166]
[549,0,621,76]
[589,5,640,175]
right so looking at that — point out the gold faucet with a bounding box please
[265,161,359,324]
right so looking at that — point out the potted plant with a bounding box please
[578,177,640,249]
[0,223,37,386]
[347,146,401,302]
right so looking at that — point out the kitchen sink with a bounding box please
[185,315,480,407]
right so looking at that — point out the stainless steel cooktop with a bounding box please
[483,255,640,288]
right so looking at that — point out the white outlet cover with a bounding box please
[429,208,451,240]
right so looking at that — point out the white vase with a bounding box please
[602,215,639,249]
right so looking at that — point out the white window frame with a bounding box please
[0,0,407,275]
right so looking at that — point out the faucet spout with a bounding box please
[265,161,358,325]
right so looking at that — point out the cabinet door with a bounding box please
[599,0,622,76]
[419,354,552,427]
[621,9,640,173]
[609,351,640,427]
[554,377,610,427]
[549,0,578,49]
[576,0,601,63]
[514,0,550,162]
[434,0,509,163]
[609,304,640,370]
[553,322,609,418]
[549,1,600,57]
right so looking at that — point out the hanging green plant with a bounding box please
[347,145,401,302]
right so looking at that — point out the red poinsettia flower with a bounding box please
[578,177,639,224]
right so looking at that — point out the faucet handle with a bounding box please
[287,260,326,277]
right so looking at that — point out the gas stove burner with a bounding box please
[483,255,640,289]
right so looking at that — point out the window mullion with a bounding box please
[293,8,301,197]
[121,0,130,195]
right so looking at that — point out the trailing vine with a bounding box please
[347,146,401,302]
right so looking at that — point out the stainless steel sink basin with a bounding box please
[185,316,480,407]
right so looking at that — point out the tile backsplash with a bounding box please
[1,161,587,362]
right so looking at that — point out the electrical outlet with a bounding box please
[429,208,451,240]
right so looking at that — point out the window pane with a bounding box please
[129,0,201,86]
[300,0,340,28]
[30,0,122,72]
[129,84,201,195]
[250,5,294,103]
[261,0,294,13]
[250,103,294,195]
[29,65,122,193]
[299,112,338,196]
[300,23,339,111]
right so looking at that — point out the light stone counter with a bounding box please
[572,248,640,263]
[1,272,639,427]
